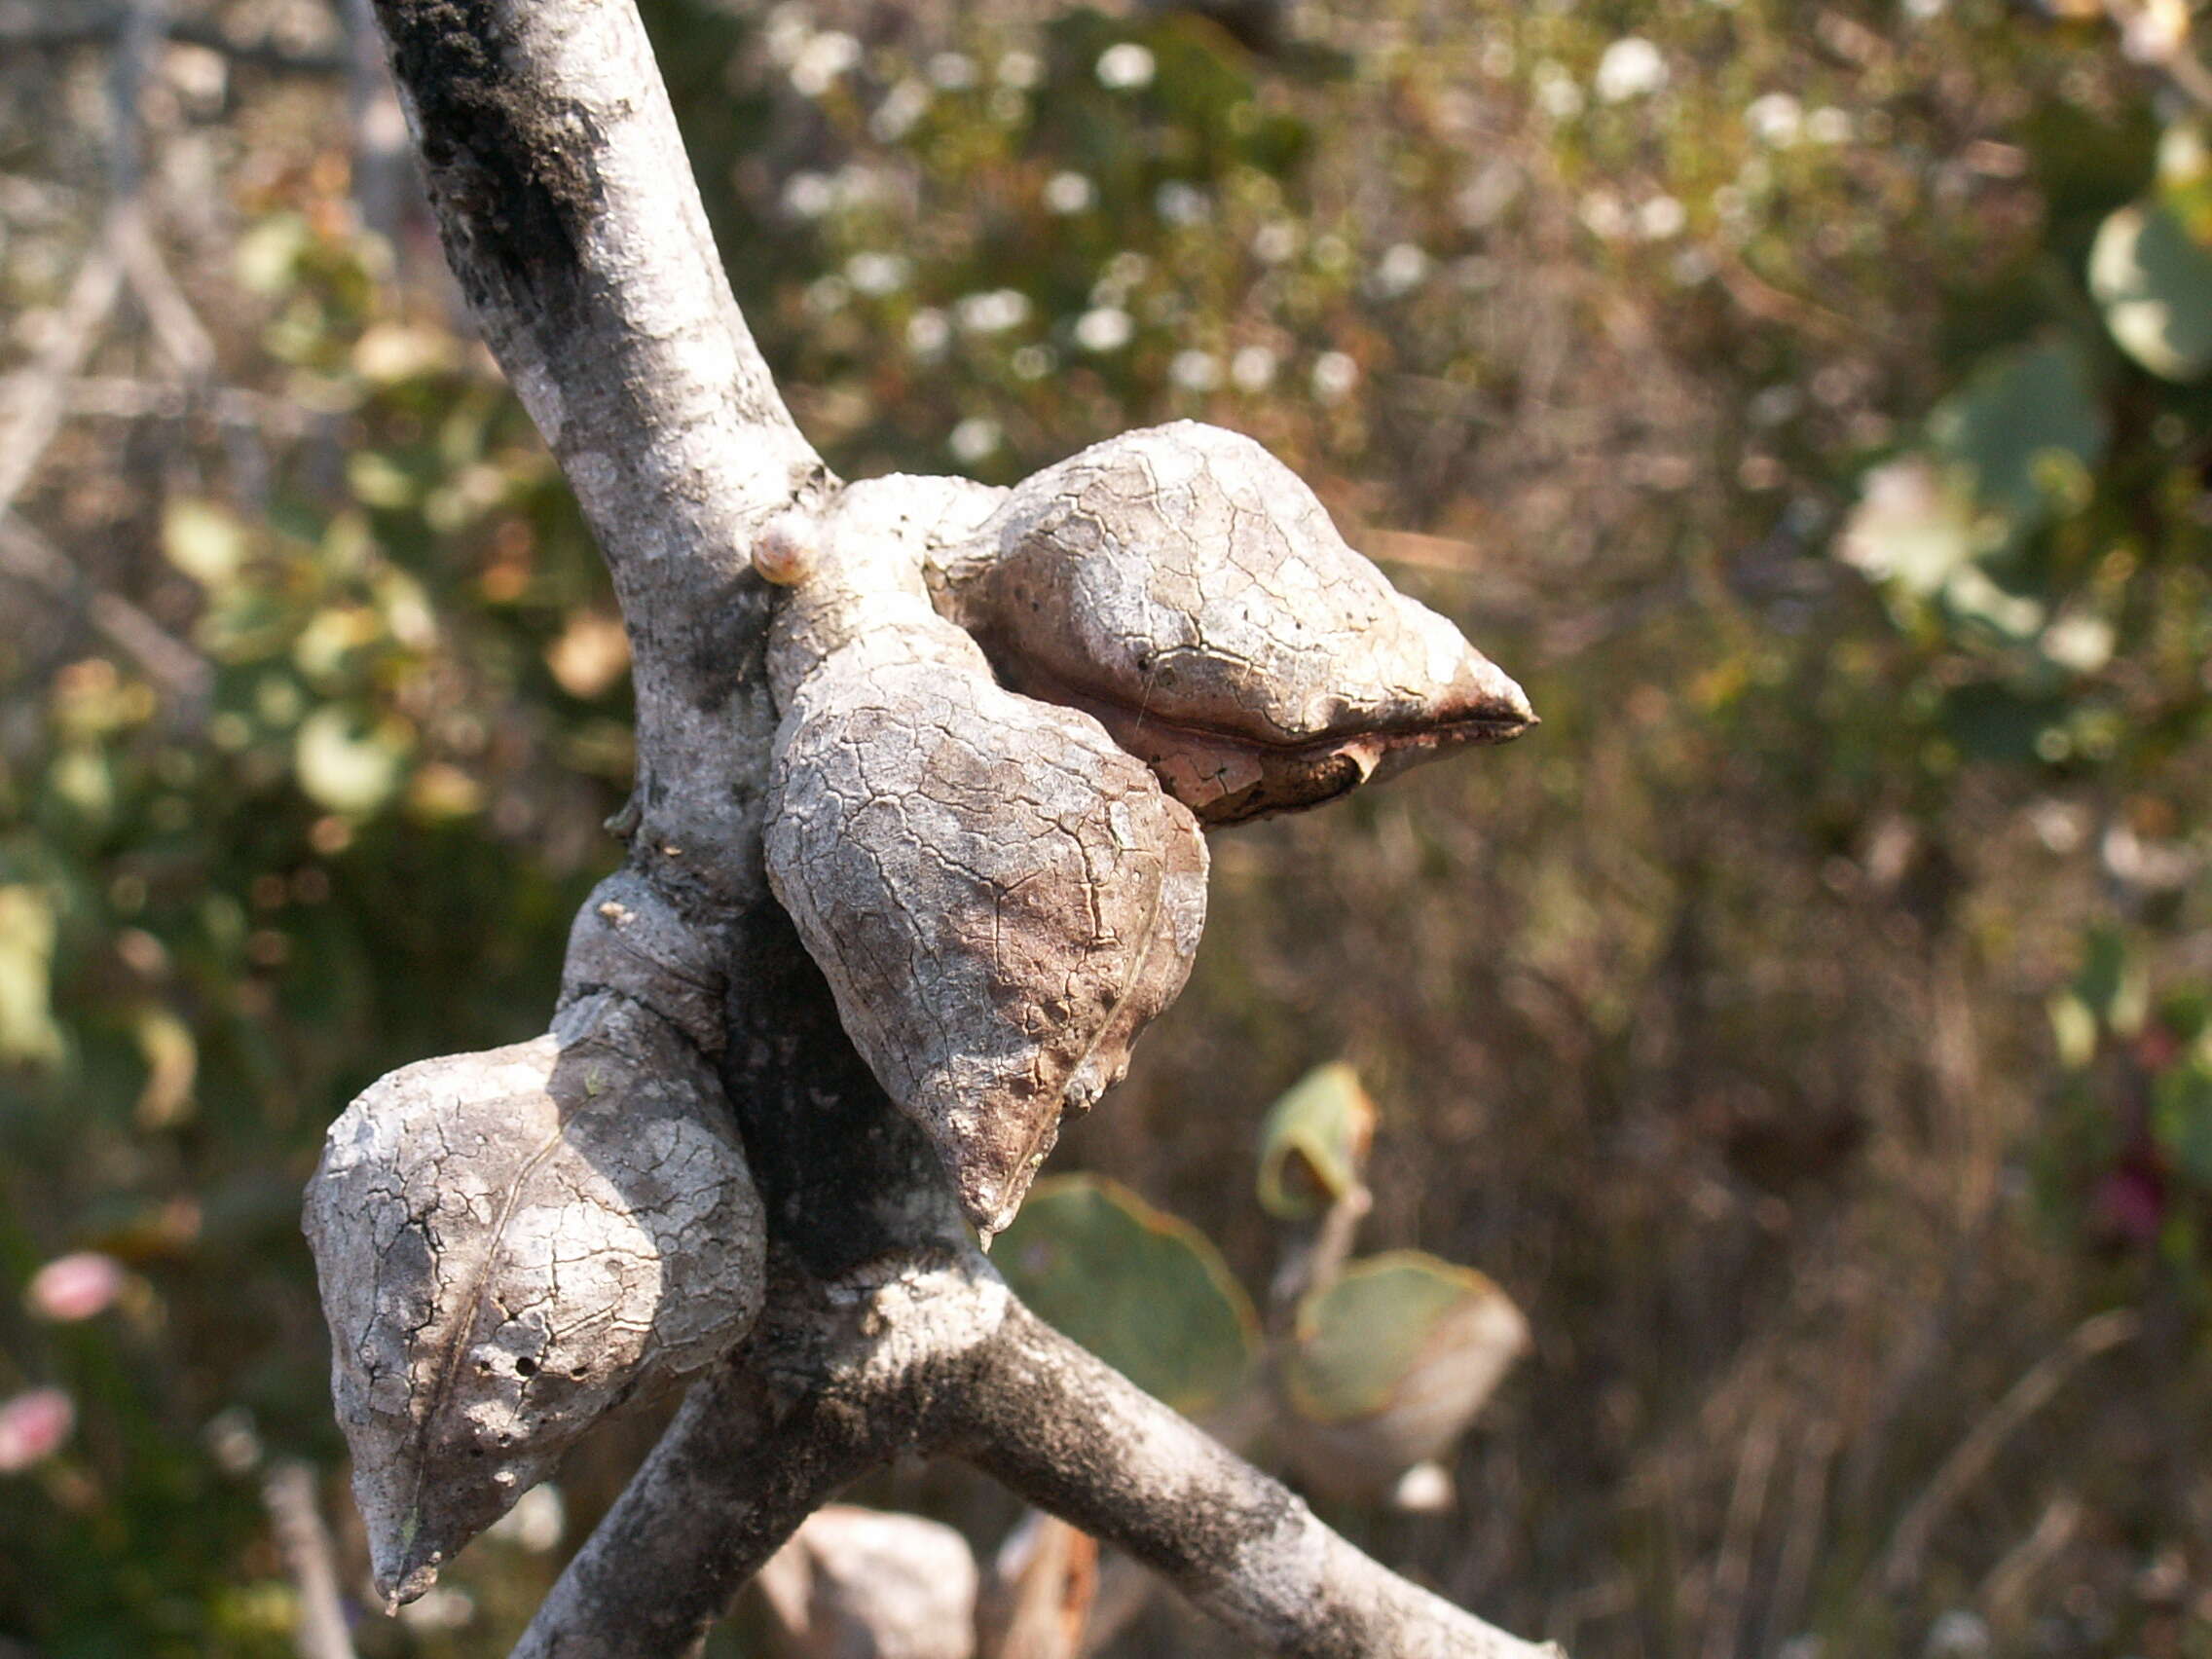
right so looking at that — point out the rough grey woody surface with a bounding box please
[301,0,1556,1653]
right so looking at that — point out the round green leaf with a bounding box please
[1280,1251,1528,1499]
[1256,1062,1377,1220]
[1927,339,2107,533]
[995,1174,1257,1415]
[2090,201,2212,383]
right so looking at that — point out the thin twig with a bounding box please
[0,222,128,518]
[1697,1406,1780,1659]
[1874,1308,2140,1597]
[0,3,347,72]
[0,0,180,520]
[1756,1419,1838,1656]
[0,373,313,433]
[1976,1492,2082,1634]
[0,514,212,711]
[262,1461,360,1659]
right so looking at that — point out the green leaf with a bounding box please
[1256,1062,1376,1220]
[2089,201,2212,383]
[1927,339,2107,533]
[2072,926,2148,1035]
[1937,683,2069,767]
[1279,1251,1529,1499]
[1285,1251,1526,1421]
[2152,1057,2212,1188]
[0,885,65,1067]
[995,1175,1257,1414]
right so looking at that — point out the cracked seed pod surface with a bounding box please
[303,990,764,1605]
[930,421,1535,824]
[760,486,1208,1238]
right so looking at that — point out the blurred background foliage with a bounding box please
[4,0,2212,1653]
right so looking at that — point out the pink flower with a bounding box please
[25,1252,126,1322]
[0,1388,75,1472]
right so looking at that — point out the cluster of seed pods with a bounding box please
[304,421,1532,1602]
[761,423,1532,1237]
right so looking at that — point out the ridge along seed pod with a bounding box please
[926,421,1536,825]
[303,964,763,1607]
[758,484,1208,1239]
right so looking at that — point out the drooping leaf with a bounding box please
[1279,1250,1529,1501]
[994,1174,1257,1415]
[1256,1062,1377,1220]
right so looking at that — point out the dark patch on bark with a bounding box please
[721,901,969,1282]
[371,0,603,328]
[683,568,772,717]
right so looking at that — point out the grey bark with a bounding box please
[313,1,1560,1654]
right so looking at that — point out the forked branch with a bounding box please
[322,2,1559,1654]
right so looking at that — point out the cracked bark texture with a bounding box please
[928,422,1535,825]
[761,487,1208,1236]
[304,989,764,1604]
[315,1,1560,1654]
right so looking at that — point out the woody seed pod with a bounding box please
[928,422,1535,825]
[304,983,763,1605]
[762,484,1207,1238]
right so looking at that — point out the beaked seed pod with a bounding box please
[303,990,764,1604]
[929,421,1535,825]
[762,486,1207,1237]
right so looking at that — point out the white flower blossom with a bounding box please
[957,289,1031,333]
[906,309,950,357]
[1311,350,1359,401]
[1230,345,1277,390]
[1745,92,1802,146]
[997,50,1044,90]
[1637,196,1686,240]
[1252,221,1301,264]
[789,30,860,97]
[1044,171,1096,214]
[1096,43,1156,91]
[1594,37,1668,102]
[869,79,930,144]
[781,171,834,219]
[928,52,977,91]
[846,252,910,296]
[1373,241,1429,297]
[1805,106,1853,145]
[1155,181,1211,226]
[1532,60,1585,120]
[948,417,1002,463]
[1074,307,1135,351]
[1170,350,1222,391]
[1579,190,1629,240]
